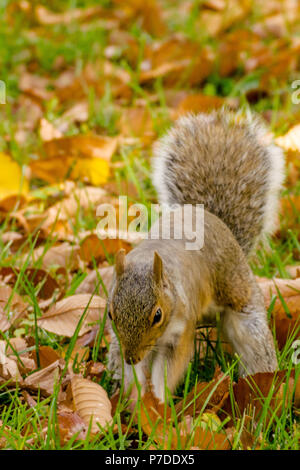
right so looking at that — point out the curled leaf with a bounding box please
[71,375,112,434]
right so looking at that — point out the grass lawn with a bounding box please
[0,0,299,450]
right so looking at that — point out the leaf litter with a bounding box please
[0,0,299,451]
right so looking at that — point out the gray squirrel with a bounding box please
[107,110,285,402]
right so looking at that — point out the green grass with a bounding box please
[0,0,299,450]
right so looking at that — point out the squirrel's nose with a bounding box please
[125,355,140,365]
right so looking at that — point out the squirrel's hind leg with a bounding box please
[221,280,278,376]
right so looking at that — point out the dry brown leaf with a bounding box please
[259,49,298,89]
[38,294,106,337]
[140,388,231,449]
[252,14,288,38]
[75,266,114,296]
[0,420,12,449]
[22,390,37,408]
[0,285,28,332]
[0,267,60,300]
[18,70,53,102]
[79,234,132,264]
[218,29,267,77]
[202,0,225,10]
[112,0,167,37]
[39,118,63,141]
[86,361,106,380]
[43,135,118,162]
[71,375,112,434]
[176,94,225,116]
[0,194,27,213]
[30,156,110,186]
[118,107,156,142]
[140,37,214,87]
[285,265,300,279]
[0,338,35,376]
[55,102,89,133]
[175,367,230,417]
[221,370,299,425]
[280,195,300,235]
[61,343,90,365]
[32,243,82,272]
[30,346,61,369]
[57,409,87,445]
[259,277,300,349]
[35,5,104,25]
[24,185,106,237]
[0,341,21,381]
[30,135,117,185]
[24,359,64,396]
[5,337,28,355]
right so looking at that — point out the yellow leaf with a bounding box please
[0,152,28,200]
[72,157,110,185]
[30,156,109,185]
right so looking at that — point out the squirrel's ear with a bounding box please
[115,249,126,277]
[153,251,163,285]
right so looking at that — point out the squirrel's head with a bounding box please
[108,249,173,365]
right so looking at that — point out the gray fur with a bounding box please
[152,110,285,255]
[107,110,285,401]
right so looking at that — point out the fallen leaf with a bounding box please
[0,267,60,300]
[31,243,82,272]
[140,387,231,449]
[38,294,106,337]
[221,370,299,425]
[35,5,105,25]
[0,341,21,381]
[285,265,300,279]
[75,266,114,295]
[57,409,87,445]
[30,345,61,369]
[43,135,118,162]
[86,361,106,380]
[176,94,225,116]
[39,118,63,141]
[140,37,214,87]
[175,367,230,417]
[24,359,64,396]
[30,135,117,185]
[259,277,300,349]
[0,153,28,200]
[30,155,110,186]
[0,285,28,332]
[0,195,27,212]
[18,71,53,102]
[71,375,112,434]
[79,233,132,264]
[275,123,300,152]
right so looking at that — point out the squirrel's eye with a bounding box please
[152,308,162,325]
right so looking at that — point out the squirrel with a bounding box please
[107,110,285,402]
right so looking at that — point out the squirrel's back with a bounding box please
[152,110,285,254]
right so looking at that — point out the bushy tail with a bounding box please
[152,110,285,255]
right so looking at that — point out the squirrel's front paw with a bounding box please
[107,343,122,382]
